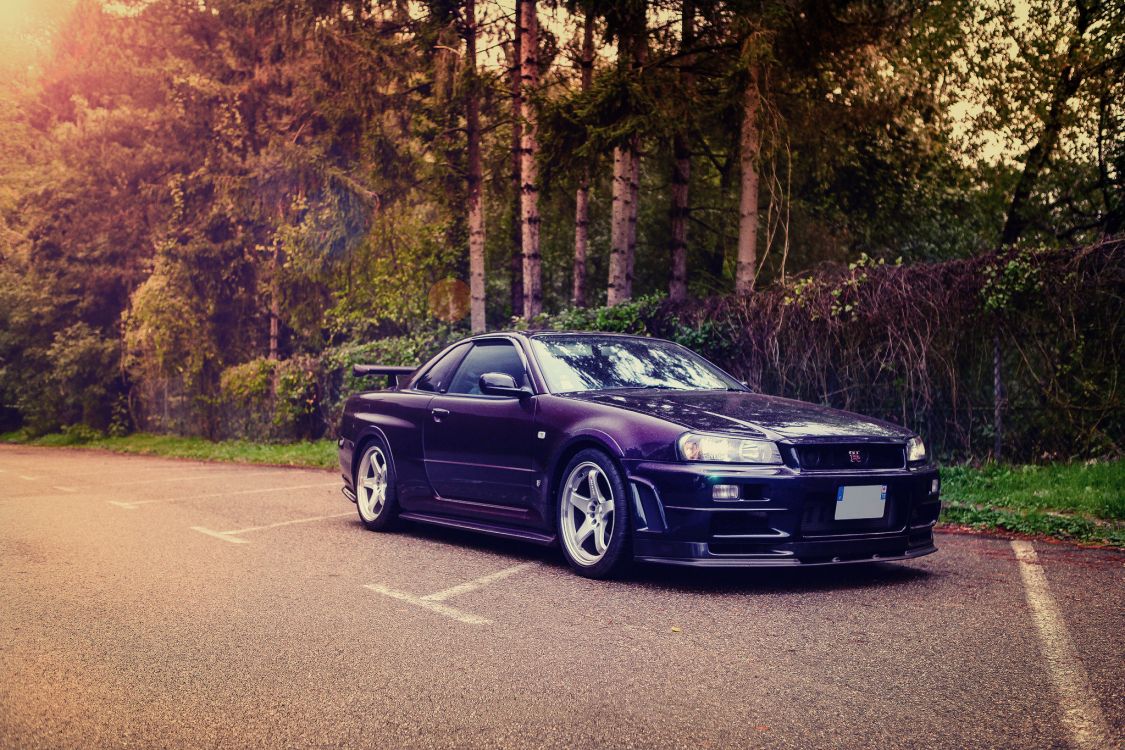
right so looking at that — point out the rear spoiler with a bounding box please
[352,364,417,389]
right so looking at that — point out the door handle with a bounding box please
[431,408,450,423]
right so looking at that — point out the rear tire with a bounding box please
[557,449,632,579]
[355,439,399,531]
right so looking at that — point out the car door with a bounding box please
[423,338,538,521]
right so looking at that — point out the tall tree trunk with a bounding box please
[626,133,639,294]
[466,0,485,333]
[508,3,523,318]
[607,146,632,305]
[735,63,761,296]
[606,16,645,306]
[572,9,594,308]
[519,0,541,319]
[668,0,694,303]
[1000,37,1086,246]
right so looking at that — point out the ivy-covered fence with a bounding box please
[132,238,1122,462]
[650,239,1122,462]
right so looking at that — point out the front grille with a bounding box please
[800,483,906,536]
[790,443,904,471]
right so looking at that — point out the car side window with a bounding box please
[445,340,527,396]
[414,343,469,393]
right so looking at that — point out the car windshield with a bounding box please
[531,335,743,393]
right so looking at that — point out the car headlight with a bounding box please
[906,436,927,463]
[678,433,782,464]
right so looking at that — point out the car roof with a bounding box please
[468,330,656,342]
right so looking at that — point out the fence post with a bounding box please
[993,329,1003,461]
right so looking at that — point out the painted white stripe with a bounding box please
[191,511,352,544]
[421,563,537,602]
[108,471,285,487]
[364,584,491,625]
[109,482,339,509]
[220,511,353,536]
[1010,540,1113,749]
[189,526,251,544]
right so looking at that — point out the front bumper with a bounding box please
[624,460,940,567]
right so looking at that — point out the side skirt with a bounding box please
[398,511,557,547]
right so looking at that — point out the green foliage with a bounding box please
[535,294,665,335]
[941,460,1124,522]
[0,431,336,470]
[981,248,1044,313]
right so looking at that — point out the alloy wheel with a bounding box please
[559,461,615,566]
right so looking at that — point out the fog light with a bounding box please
[712,484,740,501]
[930,478,940,495]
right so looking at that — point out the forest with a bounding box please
[0,0,1121,462]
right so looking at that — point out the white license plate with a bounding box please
[835,484,887,520]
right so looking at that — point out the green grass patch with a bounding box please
[940,460,1123,521]
[939,460,1124,548]
[0,430,336,470]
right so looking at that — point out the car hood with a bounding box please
[563,390,913,442]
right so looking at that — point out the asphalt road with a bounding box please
[1,446,1121,749]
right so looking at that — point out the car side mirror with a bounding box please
[479,372,531,398]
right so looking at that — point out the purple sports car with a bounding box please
[338,332,940,579]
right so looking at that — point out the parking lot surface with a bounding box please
[1,446,1121,749]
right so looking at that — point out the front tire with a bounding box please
[557,449,632,579]
[355,439,399,531]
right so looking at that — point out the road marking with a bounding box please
[108,482,340,509]
[190,526,251,544]
[364,585,491,625]
[107,471,286,487]
[420,563,538,602]
[191,511,353,544]
[365,563,538,625]
[19,475,40,481]
[53,486,78,493]
[1011,540,1113,749]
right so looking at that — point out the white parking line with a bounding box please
[1011,540,1113,749]
[108,482,339,509]
[107,471,287,487]
[191,511,353,544]
[365,563,538,625]
[364,585,491,625]
[421,562,538,602]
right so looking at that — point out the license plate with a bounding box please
[835,484,887,520]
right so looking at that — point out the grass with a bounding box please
[939,460,1124,548]
[3,429,1121,548]
[0,431,337,470]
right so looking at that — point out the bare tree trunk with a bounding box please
[607,146,632,305]
[572,9,594,308]
[508,3,523,318]
[606,17,645,306]
[519,0,541,319]
[1001,11,1089,247]
[626,133,639,295]
[466,0,485,333]
[735,63,761,296]
[668,0,694,303]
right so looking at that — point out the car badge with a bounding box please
[848,450,863,464]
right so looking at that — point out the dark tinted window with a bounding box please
[415,343,469,393]
[446,340,527,395]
